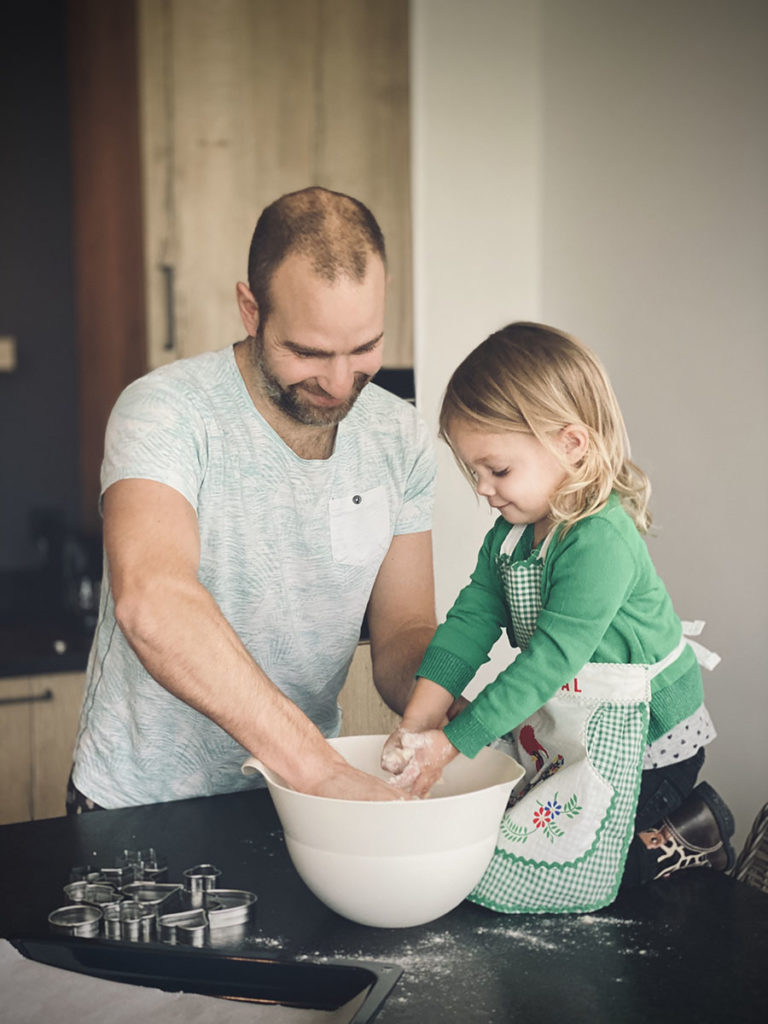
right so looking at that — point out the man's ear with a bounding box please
[236,282,260,336]
[560,423,590,464]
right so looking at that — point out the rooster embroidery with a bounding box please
[518,724,548,773]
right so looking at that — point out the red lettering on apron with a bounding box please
[560,678,582,693]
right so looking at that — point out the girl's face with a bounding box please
[448,419,577,543]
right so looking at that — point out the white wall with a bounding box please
[411,0,541,613]
[412,0,768,851]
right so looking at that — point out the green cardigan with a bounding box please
[419,494,704,759]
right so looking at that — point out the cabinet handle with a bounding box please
[0,688,54,707]
[161,263,176,351]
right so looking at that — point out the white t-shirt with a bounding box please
[73,346,436,807]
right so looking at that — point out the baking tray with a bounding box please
[11,936,402,1023]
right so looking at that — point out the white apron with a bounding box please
[469,524,694,914]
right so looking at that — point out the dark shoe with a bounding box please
[638,782,736,880]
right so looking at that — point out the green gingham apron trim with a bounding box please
[496,551,542,649]
[469,700,649,914]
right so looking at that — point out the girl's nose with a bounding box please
[475,476,494,499]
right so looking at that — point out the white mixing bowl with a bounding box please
[242,735,523,928]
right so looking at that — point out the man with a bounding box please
[68,187,437,809]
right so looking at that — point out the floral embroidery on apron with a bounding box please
[470,523,694,914]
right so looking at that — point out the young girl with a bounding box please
[382,322,734,914]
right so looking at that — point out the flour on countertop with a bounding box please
[244,934,287,951]
[289,910,666,1008]
[238,831,286,858]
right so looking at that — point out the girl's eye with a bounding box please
[491,467,510,478]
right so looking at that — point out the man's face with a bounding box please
[252,254,386,427]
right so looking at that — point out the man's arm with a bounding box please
[365,530,437,715]
[104,478,400,800]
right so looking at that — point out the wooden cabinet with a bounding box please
[0,658,391,826]
[0,672,85,825]
[138,0,412,369]
[338,643,400,737]
[0,654,393,824]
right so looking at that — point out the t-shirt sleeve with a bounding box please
[444,516,640,757]
[392,409,437,536]
[100,375,207,511]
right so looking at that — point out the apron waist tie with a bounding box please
[650,622,720,680]
[680,620,721,672]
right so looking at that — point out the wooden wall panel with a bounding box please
[139,0,412,367]
[140,0,317,365]
[68,0,148,530]
[315,0,413,367]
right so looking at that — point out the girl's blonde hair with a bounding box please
[439,322,651,533]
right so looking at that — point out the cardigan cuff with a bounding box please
[416,646,477,698]
[443,712,495,760]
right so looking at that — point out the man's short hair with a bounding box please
[247,186,387,324]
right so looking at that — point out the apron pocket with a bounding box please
[472,697,650,914]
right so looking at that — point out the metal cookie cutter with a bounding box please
[120,882,183,917]
[48,904,102,937]
[158,908,209,946]
[98,863,136,887]
[204,889,257,947]
[63,881,125,914]
[118,848,168,882]
[182,863,222,907]
[103,900,156,942]
[205,889,257,928]
[68,865,104,884]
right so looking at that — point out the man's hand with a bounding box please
[381,727,459,798]
[309,762,410,802]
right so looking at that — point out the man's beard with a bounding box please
[251,334,370,427]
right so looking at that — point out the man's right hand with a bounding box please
[310,763,410,802]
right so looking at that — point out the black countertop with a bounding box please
[2,789,767,1022]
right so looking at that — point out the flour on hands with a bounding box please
[381,727,459,798]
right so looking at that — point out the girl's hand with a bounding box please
[381,726,419,777]
[381,714,448,777]
[382,728,459,798]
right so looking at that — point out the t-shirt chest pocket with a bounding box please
[329,486,391,566]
